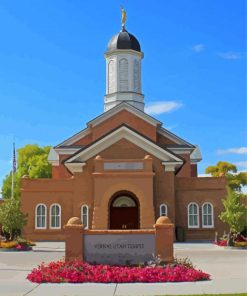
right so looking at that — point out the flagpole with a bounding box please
[11,143,16,199]
[11,166,14,199]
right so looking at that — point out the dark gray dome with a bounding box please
[107,29,141,52]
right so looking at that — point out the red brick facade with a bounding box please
[21,107,228,241]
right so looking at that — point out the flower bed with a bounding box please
[27,260,210,283]
[214,232,247,248]
[0,238,35,251]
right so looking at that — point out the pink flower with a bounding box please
[26,260,210,284]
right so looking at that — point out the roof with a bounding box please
[107,29,141,52]
[190,145,202,162]
[55,102,162,148]
[64,124,184,165]
[158,127,195,147]
[88,102,162,128]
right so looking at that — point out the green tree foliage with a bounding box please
[0,199,27,240]
[205,161,247,191]
[219,187,247,233]
[206,161,237,177]
[1,144,52,199]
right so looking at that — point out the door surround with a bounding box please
[109,191,140,229]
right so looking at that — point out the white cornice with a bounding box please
[65,163,86,173]
[105,49,144,58]
[167,147,193,154]
[55,148,81,155]
[55,128,90,148]
[162,162,182,172]
[190,145,202,163]
[65,126,183,164]
[158,127,194,147]
[48,148,59,166]
[87,102,162,128]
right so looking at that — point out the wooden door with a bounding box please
[110,207,139,229]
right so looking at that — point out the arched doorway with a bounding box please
[110,192,139,229]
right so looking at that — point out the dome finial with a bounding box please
[120,5,127,31]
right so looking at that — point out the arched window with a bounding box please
[50,204,61,229]
[160,204,168,217]
[119,58,128,91]
[108,60,115,93]
[112,196,136,207]
[188,203,199,228]
[81,205,89,229]
[35,204,47,229]
[202,202,214,228]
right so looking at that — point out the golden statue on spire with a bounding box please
[121,6,127,29]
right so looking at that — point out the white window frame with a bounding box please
[81,205,89,229]
[35,204,47,229]
[202,202,214,228]
[160,204,168,217]
[50,204,61,229]
[187,202,199,228]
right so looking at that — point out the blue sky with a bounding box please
[0,0,246,192]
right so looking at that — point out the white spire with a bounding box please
[104,30,144,112]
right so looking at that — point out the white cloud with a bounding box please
[234,161,247,168]
[217,147,247,155]
[192,44,205,53]
[145,101,183,115]
[165,125,178,131]
[217,52,241,60]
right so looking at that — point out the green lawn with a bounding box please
[157,294,247,296]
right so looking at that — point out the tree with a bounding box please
[219,187,247,233]
[205,161,247,192]
[0,199,27,240]
[205,161,237,177]
[1,144,52,199]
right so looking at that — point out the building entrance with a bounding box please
[110,194,139,229]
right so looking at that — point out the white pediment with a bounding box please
[65,126,183,164]
[87,102,162,128]
[158,127,194,147]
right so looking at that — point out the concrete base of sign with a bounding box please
[64,216,174,265]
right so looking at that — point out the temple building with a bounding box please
[21,17,227,241]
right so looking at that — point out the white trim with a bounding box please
[190,145,202,163]
[167,147,193,155]
[49,203,61,229]
[158,127,194,147]
[81,204,89,229]
[87,102,161,128]
[55,128,90,147]
[65,163,86,173]
[187,202,200,229]
[65,126,183,164]
[47,148,59,166]
[35,204,47,229]
[202,202,214,228]
[160,204,168,216]
[162,162,182,172]
[105,49,144,58]
[55,148,81,154]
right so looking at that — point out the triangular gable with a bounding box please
[65,125,183,164]
[55,127,90,148]
[158,127,194,147]
[87,102,162,128]
[55,102,161,148]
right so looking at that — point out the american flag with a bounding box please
[13,143,16,173]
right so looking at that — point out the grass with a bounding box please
[157,294,247,296]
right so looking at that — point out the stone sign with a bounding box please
[84,234,155,265]
[104,162,143,170]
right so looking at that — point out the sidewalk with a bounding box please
[0,242,246,296]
